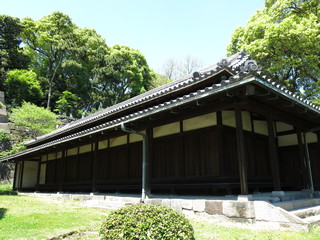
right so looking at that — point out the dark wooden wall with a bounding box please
[37,124,320,194]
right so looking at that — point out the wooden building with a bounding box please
[1,51,320,198]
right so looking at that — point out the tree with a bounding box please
[21,12,77,109]
[150,73,171,88]
[9,102,60,140]
[21,12,110,112]
[5,69,43,106]
[0,15,30,89]
[160,56,203,81]
[227,0,320,102]
[91,45,155,109]
[55,90,81,118]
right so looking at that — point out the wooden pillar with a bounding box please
[267,115,281,191]
[91,141,98,193]
[297,129,308,189]
[146,128,152,194]
[217,111,224,176]
[235,106,248,195]
[12,162,18,190]
[36,157,41,191]
[59,150,66,192]
[19,160,25,190]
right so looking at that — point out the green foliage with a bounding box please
[0,143,26,158]
[0,185,17,195]
[5,69,43,106]
[227,0,320,102]
[91,44,155,109]
[0,15,30,89]
[100,203,195,240]
[150,73,171,88]
[55,90,82,118]
[0,129,10,142]
[9,102,60,139]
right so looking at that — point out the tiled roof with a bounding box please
[1,51,320,162]
[26,51,250,146]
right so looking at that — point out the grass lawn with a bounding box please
[0,185,106,240]
[1,185,320,239]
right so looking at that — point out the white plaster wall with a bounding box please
[183,112,217,131]
[98,140,108,150]
[253,120,268,136]
[79,143,92,154]
[110,135,127,147]
[278,134,298,147]
[153,122,180,138]
[39,164,46,184]
[129,130,146,143]
[22,161,38,188]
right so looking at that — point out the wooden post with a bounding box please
[217,111,224,176]
[19,160,25,190]
[59,150,66,192]
[235,106,248,195]
[146,128,152,195]
[297,129,308,189]
[12,162,18,190]
[267,115,281,191]
[36,157,41,191]
[91,141,98,193]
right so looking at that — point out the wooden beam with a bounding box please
[267,115,281,191]
[235,106,248,195]
[244,98,315,130]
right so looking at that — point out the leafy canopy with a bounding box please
[5,69,43,106]
[227,0,320,102]
[0,15,30,89]
[9,102,60,138]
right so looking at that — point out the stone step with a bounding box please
[304,214,320,225]
[83,200,131,210]
[290,205,320,218]
[273,198,320,211]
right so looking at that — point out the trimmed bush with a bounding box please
[100,203,195,240]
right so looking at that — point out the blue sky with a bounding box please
[1,0,265,72]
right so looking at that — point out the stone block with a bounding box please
[254,201,294,223]
[272,191,285,197]
[222,201,255,219]
[193,200,206,212]
[161,199,171,207]
[237,195,252,201]
[182,200,193,210]
[145,199,162,205]
[171,199,182,212]
[205,201,222,215]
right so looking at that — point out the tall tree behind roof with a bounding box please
[0,15,30,90]
[227,0,320,102]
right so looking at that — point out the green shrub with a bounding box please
[100,203,195,240]
[0,185,17,195]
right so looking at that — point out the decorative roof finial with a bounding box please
[218,58,229,68]
[240,60,261,73]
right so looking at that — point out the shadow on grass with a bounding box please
[0,208,7,220]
